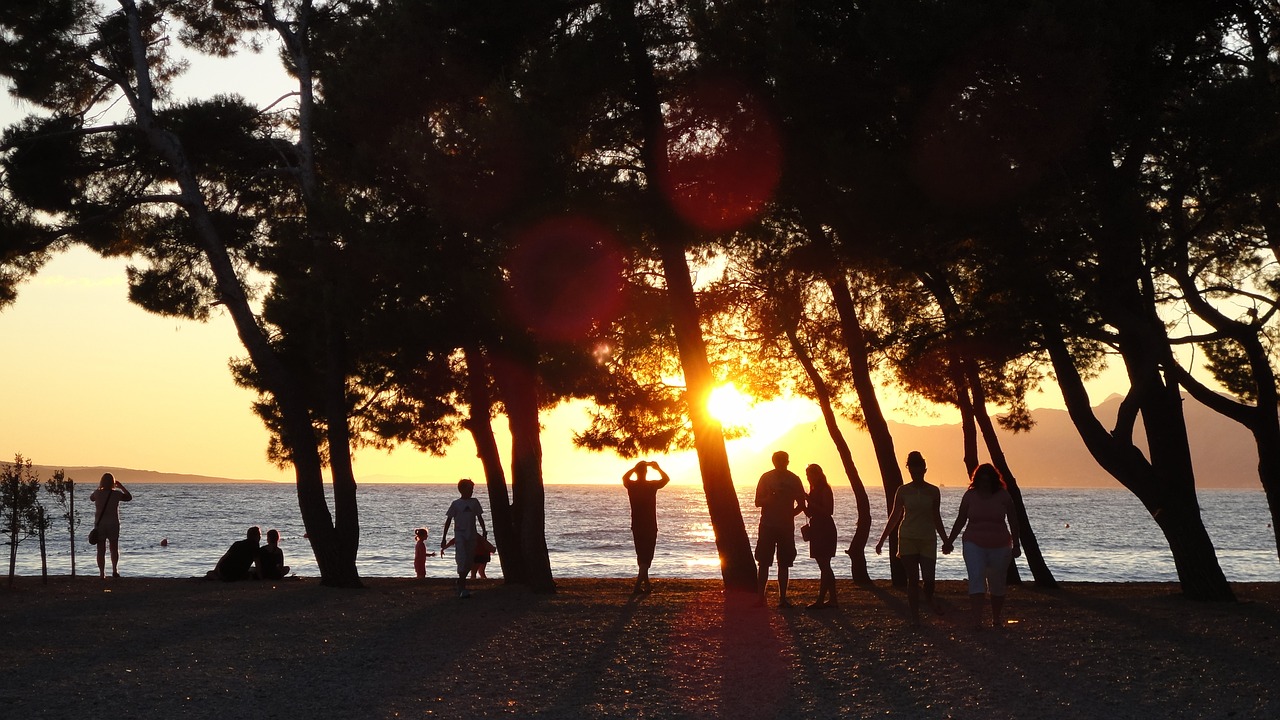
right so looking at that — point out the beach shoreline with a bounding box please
[3,577,1277,718]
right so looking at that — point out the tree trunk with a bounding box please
[1041,323,1233,600]
[820,266,907,584]
[119,0,360,586]
[464,345,521,583]
[920,270,1058,588]
[611,0,756,592]
[783,325,872,583]
[491,350,556,592]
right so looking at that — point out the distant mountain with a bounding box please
[29,465,273,485]
[749,393,1262,489]
[24,394,1264,489]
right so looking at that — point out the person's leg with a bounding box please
[919,552,938,613]
[903,554,922,624]
[962,542,986,628]
[987,547,1012,625]
[754,532,774,604]
[97,540,106,579]
[777,533,797,607]
[109,530,121,577]
[824,558,838,605]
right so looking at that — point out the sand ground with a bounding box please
[2,576,1278,719]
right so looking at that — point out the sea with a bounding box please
[9,484,1279,583]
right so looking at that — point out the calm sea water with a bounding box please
[10,484,1279,583]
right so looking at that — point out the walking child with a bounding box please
[441,478,487,598]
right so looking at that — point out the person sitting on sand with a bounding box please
[257,528,290,580]
[207,526,261,581]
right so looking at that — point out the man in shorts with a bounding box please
[755,451,807,608]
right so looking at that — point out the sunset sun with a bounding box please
[706,383,754,426]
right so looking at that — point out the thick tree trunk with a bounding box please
[464,346,521,583]
[611,0,756,592]
[1041,324,1233,600]
[657,240,758,591]
[491,351,556,593]
[783,325,873,583]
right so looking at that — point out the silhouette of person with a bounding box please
[876,451,948,626]
[257,528,290,579]
[803,464,839,608]
[755,451,807,608]
[622,460,671,593]
[209,526,261,581]
[944,463,1021,629]
[472,535,496,579]
[89,472,132,579]
[443,534,497,579]
[442,478,487,598]
[414,527,435,578]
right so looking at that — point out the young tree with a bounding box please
[45,470,79,576]
[1,454,42,586]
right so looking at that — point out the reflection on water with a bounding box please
[11,483,1279,583]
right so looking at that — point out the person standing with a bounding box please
[944,463,1021,629]
[622,460,671,593]
[755,451,807,608]
[442,478,487,598]
[89,472,132,579]
[876,451,948,626]
[413,528,433,578]
[803,464,839,608]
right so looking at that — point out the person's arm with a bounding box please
[945,492,970,547]
[931,488,947,542]
[1005,492,1021,557]
[477,504,488,537]
[650,462,671,489]
[622,466,639,486]
[876,490,905,554]
[116,482,132,502]
[793,480,807,517]
[441,516,453,551]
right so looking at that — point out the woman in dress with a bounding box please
[804,464,838,608]
[944,463,1020,629]
[89,472,132,579]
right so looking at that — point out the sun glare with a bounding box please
[705,384,823,450]
[707,384,754,425]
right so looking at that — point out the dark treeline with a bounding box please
[2,1,1277,601]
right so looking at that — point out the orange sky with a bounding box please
[0,40,1132,487]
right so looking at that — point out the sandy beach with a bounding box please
[2,576,1277,719]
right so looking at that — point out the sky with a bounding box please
[0,26,1135,487]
